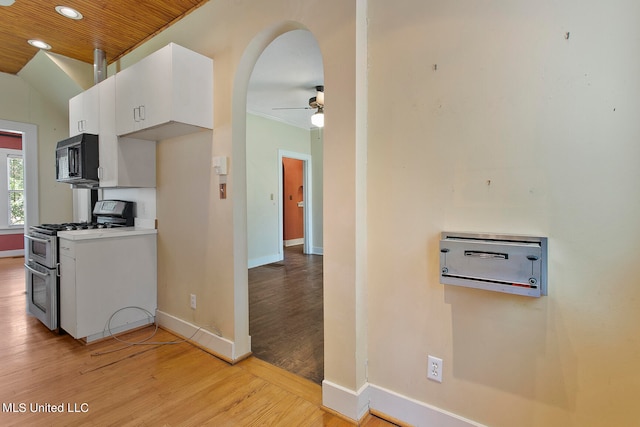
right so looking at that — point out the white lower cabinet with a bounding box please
[59,231,157,342]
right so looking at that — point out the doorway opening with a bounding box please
[279,151,313,256]
[0,120,39,258]
[282,157,304,249]
[244,28,324,383]
[248,245,324,383]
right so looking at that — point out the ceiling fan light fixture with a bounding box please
[28,39,52,50]
[55,5,83,20]
[311,107,324,128]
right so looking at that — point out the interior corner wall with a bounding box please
[246,113,311,267]
[0,72,71,225]
[366,1,640,426]
[310,128,323,254]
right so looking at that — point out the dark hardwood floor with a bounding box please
[249,245,324,384]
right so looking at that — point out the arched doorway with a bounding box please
[234,26,325,383]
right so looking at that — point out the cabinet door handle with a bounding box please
[133,106,146,122]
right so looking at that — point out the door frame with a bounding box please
[278,149,312,256]
[0,119,38,231]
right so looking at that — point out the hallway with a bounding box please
[248,246,324,384]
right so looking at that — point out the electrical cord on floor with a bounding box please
[91,306,212,356]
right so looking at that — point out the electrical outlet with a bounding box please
[190,294,197,310]
[427,355,443,383]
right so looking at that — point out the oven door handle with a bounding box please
[25,235,50,245]
[24,263,50,279]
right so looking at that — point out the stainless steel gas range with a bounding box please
[24,200,135,331]
[24,224,62,330]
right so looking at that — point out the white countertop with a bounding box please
[58,227,157,241]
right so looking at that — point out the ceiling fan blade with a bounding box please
[270,85,324,111]
[272,107,313,110]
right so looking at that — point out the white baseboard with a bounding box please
[248,246,322,267]
[284,238,304,247]
[322,380,370,421]
[159,310,483,426]
[368,384,486,427]
[248,253,282,269]
[86,318,154,343]
[322,381,485,427]
[156,310,249,362]
[0,249,24,258]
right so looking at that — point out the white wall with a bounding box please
[366,1,640,426]
[246,113,311,267]
[102,187,157,229]
[0,72,71,225]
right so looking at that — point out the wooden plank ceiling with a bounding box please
[0,0,208,75]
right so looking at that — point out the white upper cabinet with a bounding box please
[97,76,156,188]
[67,43,210,187]
[115,43,213,140]
[69,83,100,136]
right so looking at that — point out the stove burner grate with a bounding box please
[33,222,117,233]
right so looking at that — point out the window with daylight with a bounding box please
[0,147,24,228]
[8,155,24,226]
[0,125,32,231]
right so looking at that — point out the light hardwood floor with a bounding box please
[0,256,396,426]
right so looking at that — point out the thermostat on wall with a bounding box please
[212,156,227,175]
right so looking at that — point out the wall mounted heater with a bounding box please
[439,232,548,297]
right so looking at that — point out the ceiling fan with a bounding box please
[274,85,325,127]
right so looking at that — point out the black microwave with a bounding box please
[55,133,99,187]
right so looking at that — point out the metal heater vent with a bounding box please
[439,232,548,297]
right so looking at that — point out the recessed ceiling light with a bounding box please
[28,40,52,50]
[55,5,83,20]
